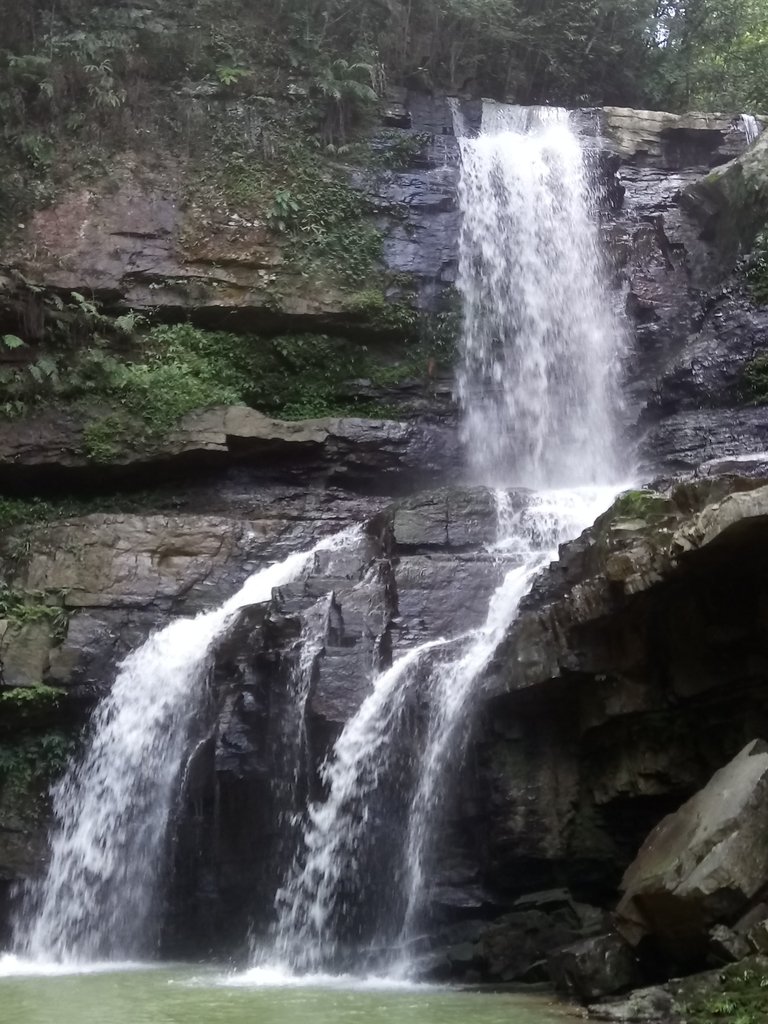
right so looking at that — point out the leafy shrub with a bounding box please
[745,230,768,304]
[744,354,768,402]
[0,730,75,796]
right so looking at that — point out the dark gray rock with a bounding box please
[708,925,751,964]
[548,932,642,1002]
[642,295,768,418]
[616,740,768,961]
[639,405,768,476]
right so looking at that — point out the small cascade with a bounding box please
[395,486,618,953]
[264,596,334,929]
[13,528,359,964]
[741,113,762,144]
[455,100,624,488]
[271,489,618,976]
[272,637,451,972]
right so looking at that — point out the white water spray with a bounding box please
[272,637,451,971]
[740,113,762,144]
[14,528,360,964]
[455,101,624,487]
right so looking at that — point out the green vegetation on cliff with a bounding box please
[684,963,768,1024]
[745,231,768,305]
[743,354,768,403]
[0,730,75,799]
[0,312,456,459]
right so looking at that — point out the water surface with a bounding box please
[0,965,580,1024]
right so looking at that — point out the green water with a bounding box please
[0,965,579,1024]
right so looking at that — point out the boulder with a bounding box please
[707,924,751,964]
[681,127,768,258]
[548,932,641,1001]
[600,107,756,168]
[0,621,54,688]
[589,956,768,1022]
[616,740,768,961]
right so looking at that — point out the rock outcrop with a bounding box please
[0,406,460,490]
[428,479,768,987]
[682,127,768,257]
[616,739,768,962]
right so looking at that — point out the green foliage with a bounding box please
[685,964,768,1024]
[204,143,384,286]
[610,489,671,521]
[0,585,68,636]
[0,686,65,721]
[0,491,181,528]
[146,324,387,420]
[267,188,302,232]
[745,231,768,305]
[647,0,768,111]
[375,131,432,170]
[744,354,768,403]
[0,0,766,181]
[0,731,75,796]
[0,498,60,530]
[215,65,250,87]
[311,58,379,143]
[81,414,132,462]
[0,288,457,450]
[0,284,130,418]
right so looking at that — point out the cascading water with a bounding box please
[7,98,629,980]
[271,637,452,973]
[396,488,617,949]
[266,100,628,978]
[741,113,762,144]
[12,528,359,964]
[455,101,623,487]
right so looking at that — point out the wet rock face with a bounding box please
[163,485,528,954]
[3,95,768,981]
[0,99,764,486]
[602,112,768,479]
[0,92,462,329]
[548,931,642,1002]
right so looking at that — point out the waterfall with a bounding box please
[266,100,627,977]
[8,97,628,978]
[13,528,360,964]
[455,101,623,488]
[741,113,762,144]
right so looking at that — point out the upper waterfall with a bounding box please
[455,100,626,488]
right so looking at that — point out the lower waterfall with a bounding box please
[11,528,360,964]
[267,487,618,977]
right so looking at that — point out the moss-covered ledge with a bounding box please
[0,405,461,493]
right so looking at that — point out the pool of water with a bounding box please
[0,961,580,1024]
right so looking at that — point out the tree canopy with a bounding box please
[0,0,766,114]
